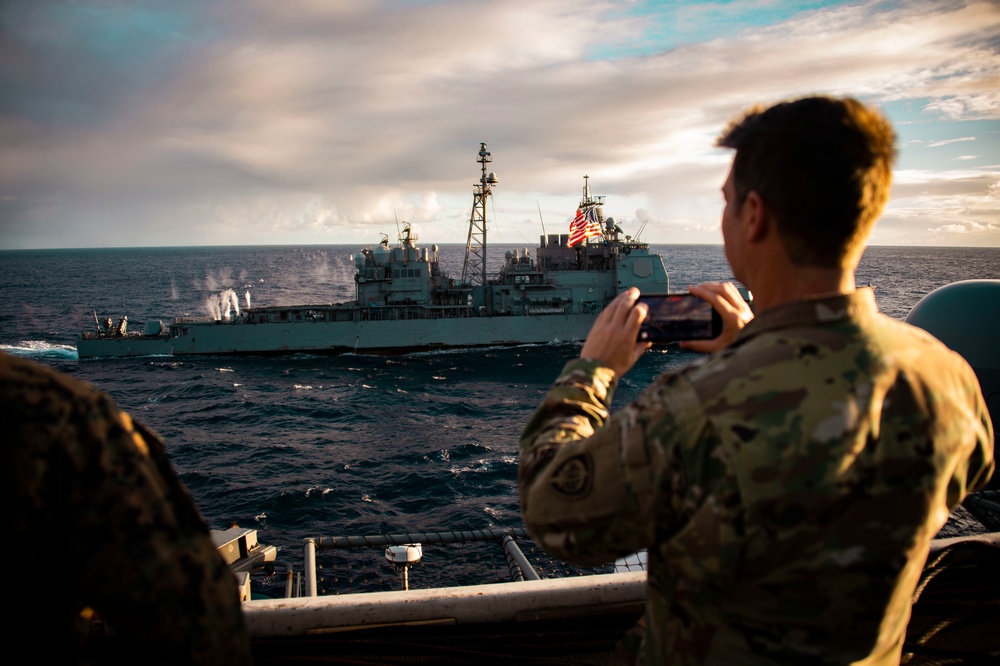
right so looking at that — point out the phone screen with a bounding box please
[637,293,721,343]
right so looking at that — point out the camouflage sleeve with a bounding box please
[519,358,676,567]
[519,358,617,487]
[950,366,995,498]
[3,352,252,664]
[70,394,253,664]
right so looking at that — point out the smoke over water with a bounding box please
[205,288,241,321]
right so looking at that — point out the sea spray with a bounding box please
[205,288,242,320]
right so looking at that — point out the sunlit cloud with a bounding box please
[876,168,1000,245]
[928,137,977,148]
[1,0,998,248]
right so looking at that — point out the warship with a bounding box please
[76,143,670,358]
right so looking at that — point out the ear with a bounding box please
[742,190,769,243]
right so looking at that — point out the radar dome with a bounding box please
[905,279,999,438]
[906,280,999,374]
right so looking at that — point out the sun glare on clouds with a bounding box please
[0,0,997,248]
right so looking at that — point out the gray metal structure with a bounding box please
[77,144,670,358]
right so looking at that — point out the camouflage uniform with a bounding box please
[1,352,252,664]
[520,289,994,665]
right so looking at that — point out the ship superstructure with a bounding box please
[77,144,669,358]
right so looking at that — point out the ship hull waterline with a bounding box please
[76,313,601,358]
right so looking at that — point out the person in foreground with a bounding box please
[1,351,252,664]
[519,96,994,665]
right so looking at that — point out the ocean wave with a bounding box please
[1,340,79,360]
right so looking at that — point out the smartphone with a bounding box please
[637,292,722,343]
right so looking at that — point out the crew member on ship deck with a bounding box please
[519,95,994,665]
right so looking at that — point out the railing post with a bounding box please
[305,538,318,597]
[502,533,540,581]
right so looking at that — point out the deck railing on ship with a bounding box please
[302,528,542,597]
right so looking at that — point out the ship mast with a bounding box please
[461,142,498,286]
[580,174,604,215]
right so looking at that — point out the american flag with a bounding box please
[567,207,602,247]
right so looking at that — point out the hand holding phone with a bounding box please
[637,292,722,343]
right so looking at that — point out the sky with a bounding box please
[1,0,998,250]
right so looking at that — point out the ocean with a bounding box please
[1,243,997,593]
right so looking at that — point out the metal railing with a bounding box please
[303,528,538,597]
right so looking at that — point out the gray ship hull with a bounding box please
[76,313,600,358]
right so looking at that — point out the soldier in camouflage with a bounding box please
[519,96,994,665]
[2,351,252,664]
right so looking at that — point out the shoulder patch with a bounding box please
[550,454,593,498]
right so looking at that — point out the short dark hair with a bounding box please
[716,96,897,267]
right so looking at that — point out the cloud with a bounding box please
[927,137,977,148]
[875,169,1000,245]
[1,0,999,248]
[933,220,1000,234]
